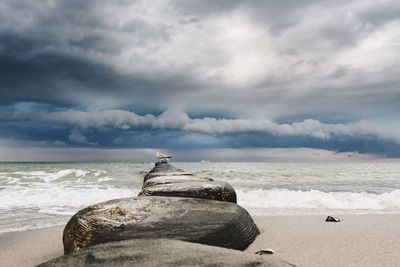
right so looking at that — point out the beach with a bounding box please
[248,214,400,266]
[1,214,399,267]
[2,0,400,265]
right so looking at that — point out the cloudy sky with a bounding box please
[1,0,400,161]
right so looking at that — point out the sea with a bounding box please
[1,161,400,234]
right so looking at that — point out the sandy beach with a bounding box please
[1,214,399,266]
[0,226,64,267]
[247,214,400,266]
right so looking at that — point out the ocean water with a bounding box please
[1,161,400,234]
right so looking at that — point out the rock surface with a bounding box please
[140,180,237,203]
[40,239,295,267]
[143,162,193,182]
[143,175,214,187]
[63,196,259,254]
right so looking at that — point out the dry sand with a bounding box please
[0,226,64,267]
[246,214,400,267]
[1,215,400,266]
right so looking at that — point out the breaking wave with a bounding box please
[237,188,400,214]
[0,168,141,217]
[0,185,139,214]
[3,169,107,183]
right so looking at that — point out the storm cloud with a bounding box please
[1,0,400,160]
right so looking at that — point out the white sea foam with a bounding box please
[0,185,140,212]
[9,169,92,182]
[98,177,113,182]
[94,170,107,177]
[237,188,400,214]
[0,166,140,233]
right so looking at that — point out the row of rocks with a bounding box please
[39,162,294,266]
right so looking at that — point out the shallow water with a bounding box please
[1,161,400,233]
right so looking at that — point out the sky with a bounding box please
[1,0,400,161]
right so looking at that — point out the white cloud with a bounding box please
[185,117,397,142]
[2,109,398,143]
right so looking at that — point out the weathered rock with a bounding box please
[141,162,236,202]
[143,175,214,187]
[146,162,182,175]
[144,172,193,181]
[63,196,259,254]
[39,239,295,267]
[139,180,237,203]
[143,162,193,182]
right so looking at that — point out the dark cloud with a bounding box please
[0,0,400,159]
[1,0,399,117]
[0,37,117,106]
[0,33,205,113]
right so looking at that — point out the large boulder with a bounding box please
[63,196,259,254]
[39,239,295,267]
[139,180,237,203]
